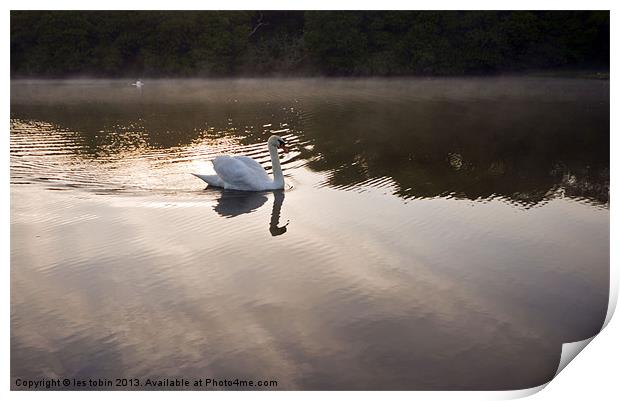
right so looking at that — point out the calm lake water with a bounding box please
[11,78,609,390]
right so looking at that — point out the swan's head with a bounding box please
[268,135,289,154]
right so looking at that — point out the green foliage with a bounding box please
[10,11,609,77]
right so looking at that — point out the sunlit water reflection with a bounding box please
[11,78,609,390]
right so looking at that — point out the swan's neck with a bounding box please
[269,146,285,189]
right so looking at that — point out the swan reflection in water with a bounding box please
[211,189,289,236]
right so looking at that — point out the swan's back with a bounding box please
[212,155,273,191]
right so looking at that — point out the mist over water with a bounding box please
[11,78,609,390]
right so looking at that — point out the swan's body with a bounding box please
[193,135,288,191]
[131,80,144,88]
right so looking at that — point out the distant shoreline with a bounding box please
[10,69,611,81]
[12,11,609,80]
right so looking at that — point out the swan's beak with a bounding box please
[280,144,289,154]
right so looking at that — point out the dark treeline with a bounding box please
[11,11,609,77]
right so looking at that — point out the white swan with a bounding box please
[131,80,144,88]
[193,135,289,191]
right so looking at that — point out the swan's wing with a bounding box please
[232,155,270,179]
[212,155,269,189]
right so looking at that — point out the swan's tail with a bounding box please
[192,173,224,188]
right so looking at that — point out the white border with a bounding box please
[4,1,617,400]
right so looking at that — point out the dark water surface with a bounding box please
[10,78,609,390]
